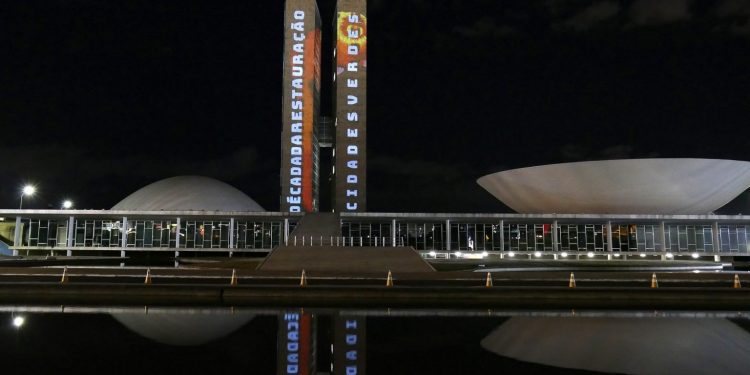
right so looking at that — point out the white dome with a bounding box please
[112,176,264,211]
[113,310,254,346]
[477,159,750,214]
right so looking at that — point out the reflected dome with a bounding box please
[113,309,254,346]
[482,317,750,374]
[112,175,264,211]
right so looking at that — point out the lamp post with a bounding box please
[19,185,36,209]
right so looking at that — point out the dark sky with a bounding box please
[1,0,749,212]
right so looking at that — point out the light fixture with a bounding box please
[454,251,463,258]
[508,252,515,257]
[534,251,542,258]
[481,251,488,258]
[19,184,36,209]
[666,253,674,259]
[587,252,594,258]
[614,253,620,257]
[640,253,647,258]
[428,251,436,257]
[62,200,73,209]
[692,253,700,259]
[561,252,568,258]
[12,316,25,328]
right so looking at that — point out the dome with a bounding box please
[477,159,750,214]
[111,176,264,211]
[482,317,750,374]
[113,309,254,346]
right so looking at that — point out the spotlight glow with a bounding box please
[561,252,568,258]
[481,251,489,258]
[508,252,515,258]
[692,253,700,259]
[640,253,647,258]
[534,251,542,258]
[428,251,436,257]
[587,252,594,258]
[12,316,25,328]
[22,185,36,196]
[62,200,73,209]
[666,253,674,259]
[454,251,463,258]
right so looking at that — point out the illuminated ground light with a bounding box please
[454,251,463,258]
[587,252,595,258]
[508,252,515,258]
[534,251,542,258]
[666,253,674,259]
[481,251,489,258]
[692,253,700,259]
[560,252,568,258]
[614,253,621,257]
[428,251,436,257]
[640,253,647,258]
[12,316,25,328]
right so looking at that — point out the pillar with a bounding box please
[445,219,451,251]
[229,217,235,257]
[121,217,128,258]
[552,220,559,252]
[12,216,21,256]
[712,222,721,254]
[391,219,397,247]
[66,216,75,257]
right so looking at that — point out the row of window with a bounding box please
[342,222,750,253]
[22,219,283,249]
[16,218,750,253]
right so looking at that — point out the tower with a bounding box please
[280,0,322,213]
[332,0,367,212]
[281,0,366,213]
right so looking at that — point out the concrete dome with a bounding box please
[477,159,750,214]
[113,309,254,346]
[111,176,264,211]
[482,317,750,374]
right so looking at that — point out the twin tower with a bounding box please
[280,0,367,213]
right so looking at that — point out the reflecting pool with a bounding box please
[2,308,750,374]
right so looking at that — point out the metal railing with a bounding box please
[287,236,404,247]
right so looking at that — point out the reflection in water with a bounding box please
[481,317,750,375]
[112,308,254,346]
[5,307,750,374]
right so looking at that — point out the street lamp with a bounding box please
[19,185,36,209]
[62,200,73,209]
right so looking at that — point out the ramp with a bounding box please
[289,212,341,238]
[258,246,435,273]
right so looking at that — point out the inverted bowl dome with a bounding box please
[477,159,750,214]
[112,175,264,211]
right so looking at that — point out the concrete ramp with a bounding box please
[257,246,435,273]
[289,212,340,238]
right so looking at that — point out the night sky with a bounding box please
[2,0,749,212]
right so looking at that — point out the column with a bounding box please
[284,218,290,246]
[606,221,613,253]
[66,216,75,257]
[552,220,559,252]
[445,219,451,251]
[391,219,397,247]
[228,217,235,257]
[13,216,21,256]
[712,221,720,255]
[659,221,667,253]
[120,217,128,258]
[499,220,505,252]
